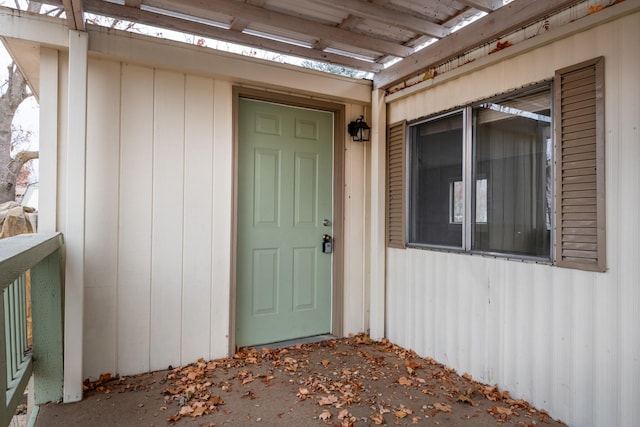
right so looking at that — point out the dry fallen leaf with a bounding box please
[457,394,474,405]
[318,410,332,421]
[405,360,424,370]
[191,406,206,417]
[398,376,413,386]
[433,402,452,413]
[318,394,338,406]
[395,410,408,418]
[370,413,384,425]
[178,405,193,416]
[488,406,513,416]
[241,377,256,385]
[143,335,561,427]
[99,373,112,383]
[297,387,311,399]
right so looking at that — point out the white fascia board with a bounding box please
[0,6,372,104]
[86,24,372,104]
[385,0,640,103]
[0,6,69,48]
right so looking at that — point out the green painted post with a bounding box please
[30,248,64,404]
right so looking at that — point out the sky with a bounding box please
[1,42,40,180]
[2,0,42,175]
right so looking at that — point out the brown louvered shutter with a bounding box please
[555,57,605,271]
[387,120,406,249]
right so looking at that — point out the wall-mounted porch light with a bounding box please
[347,115,371,142]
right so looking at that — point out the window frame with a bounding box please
[407,108,467,251]
[406,82,554,263]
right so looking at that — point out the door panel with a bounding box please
[253,149,280,226]
[251,248,279,315]
[294,153,318,226]
[293,247,317,310]
[237,98,333,347]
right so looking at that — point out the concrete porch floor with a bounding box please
[33,335,567,426]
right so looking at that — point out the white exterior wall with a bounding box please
[81,59,236,376]
[31,25,373,379]
[386,9,640,427]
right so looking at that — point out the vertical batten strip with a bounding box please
[117,63,154,376]
[369,89,387,340]
[63,29,88,403]
[38,48,59,233]
[211,80,233,358]
[149,70,185,371]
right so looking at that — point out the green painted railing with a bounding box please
[0,233,64,426]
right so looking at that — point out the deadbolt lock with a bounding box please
[322,234,333,254]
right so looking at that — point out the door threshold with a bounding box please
[250,334,336,350]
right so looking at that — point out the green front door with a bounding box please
[236,98,334,347]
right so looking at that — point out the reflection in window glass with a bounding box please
[472,88,552,257]
[450,181,464,223]
[409,112,463,247]
[475,179,488,223]
[450,179,487,224]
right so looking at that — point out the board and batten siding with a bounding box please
[386,9,639,427]
[72,55,371,378]
[83,60,226,376]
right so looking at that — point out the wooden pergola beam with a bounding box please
[77,0,384,72]
[124,0,142,8]
[146,0,413,58]
[374,0,582,89]
[314,0,448,39]
[456,0,501,14]
[61,0,84,30]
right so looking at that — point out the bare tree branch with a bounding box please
[9,150,39,175]
[0,0,42,203]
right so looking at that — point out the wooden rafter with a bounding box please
[314,0,448,39]
[61,0,84,30]
[123,0,142,8]
[229,17,250,32]
[75,0,384,72]
[374,0,582,88]
[34,0,595,84]
[145,0,413,58]
[314,15,360,51]
[456,0,501,14]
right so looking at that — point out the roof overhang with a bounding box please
[2,0,632,98]
[29,0,590,88]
